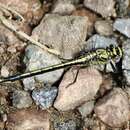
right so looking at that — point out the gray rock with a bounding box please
[78,101,94,118]
[51,0,76,15]
[32,14,89,59]
[54,68,102,111]
[12,90,32,109]
[32,87,58,109]
[84,34,117,51]
[23,45,64,85]
[113,18,130,38]
[94,88,129,128]
[84,0,116,17]
[84,34,117,72]
[95,20,113,36]
[23,77,36,91]
[116,0,129,17]
[122,39,130,85]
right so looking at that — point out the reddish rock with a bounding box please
[94,88,129,128]
[54,67,102,111]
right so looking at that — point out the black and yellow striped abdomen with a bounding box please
[0,45,123,83]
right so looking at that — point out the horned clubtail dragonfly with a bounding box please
[0,45,123,83]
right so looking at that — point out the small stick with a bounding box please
[0,3,24,21]
[0,15,60,56]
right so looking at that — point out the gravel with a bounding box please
[12,90,32,109]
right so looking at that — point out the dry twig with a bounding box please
[0,4,60,56]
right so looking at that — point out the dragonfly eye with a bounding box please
[96,49,109,62]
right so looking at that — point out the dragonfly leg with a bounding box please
[110,60,118,73]
[65,67,80,88]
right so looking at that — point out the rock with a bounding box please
[1,66,9,77]
[51,0,76,15]
[32,14,89,59]
[6,108,50,130]
[23,77,36,91]
[32,87,58,109]
[84,0,116,17]
[23,45,64,85]
[116,0,129,17]
[83,35,117,72]
[84,34,117,51]
[78,101,94,118]
[94,88,129,128]
[95,20,113,36]
[12,90,32,109]
[54,67,102,111]
[113,18,130,38]
[122,39,130,85]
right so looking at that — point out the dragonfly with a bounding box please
[0,45,123,83]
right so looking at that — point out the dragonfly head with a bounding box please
[109,45,123,62]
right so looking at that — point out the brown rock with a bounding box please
[32,14,89,59]
[94,88,129,128]
[51,0,76,15]
[72,8,96,23]
[6,108,50,130]
[95,20,113,36]
[54,67,102,111]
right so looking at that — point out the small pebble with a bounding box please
[12,90,32,109]
[23,77,36,91]
[84,0,116,17]
[51,0,76,15]
[0,47,4,53]
[94,88,129,128]
[32,87,58,109]
[7,46,17,53]
[1,66,9,77]
[113,18,130,38]
[95,20,113,36]
[54,67,102,111]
